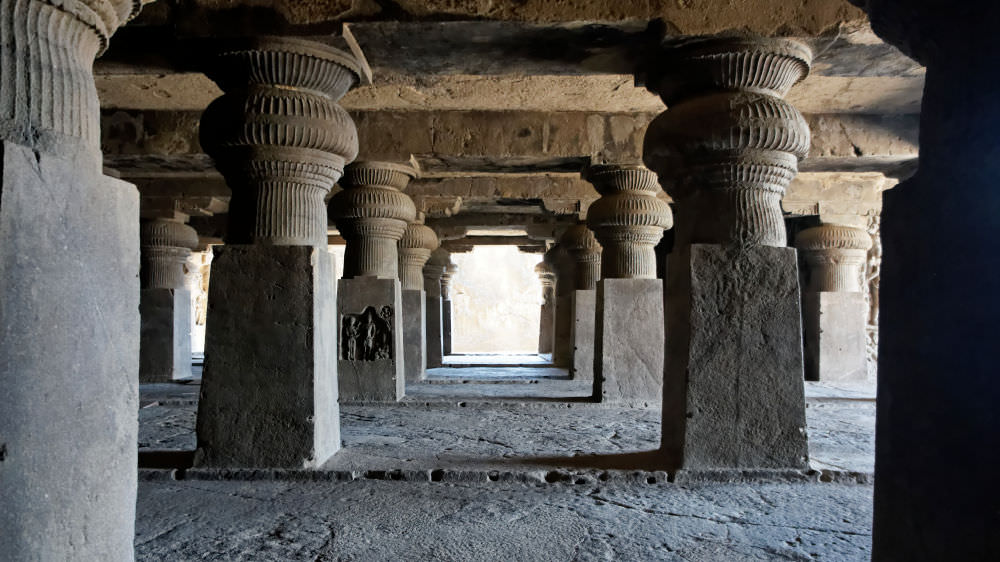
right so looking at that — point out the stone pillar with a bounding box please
[423,248,449,367]
[441,262,458,356]
[196,37,359,468]
[330,161,416,401]
[584,165,671,405]
[535,261,556,355]
[551,244,576,368]
[398,213,439,384]
[796,224,872,382]
[560,224,601,381]
[643,38,812,471]
[139,217,199,382]
[0,1,141,559]
[848,3,1000,558]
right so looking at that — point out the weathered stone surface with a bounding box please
[594,279,664,406]
[442,298,453,356]
[140,288,193,382]
[535,261,556,354]
[196,245,339,468]
[401,289,427,384]
[661,245,808,470]
[803,292,869,382]
[423,249,448,367]
[338,277,405,402]
[0,142,140,560]
[570,289,596,382]
[553,293,575,368]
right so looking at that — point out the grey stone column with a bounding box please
[584,165,671,405]
[0,1,142,559]
[330,161,416,401]
[139,217,199,382]
[550,245,575,368]
[535,261,556,355]
[441,262,458,356]
[796,224,872,382]
[398,213,439,383]
[560,224,602,381]
[196,37,360,468]
[423,248,449,367]
[851,3,1000,557]
[644,38,812,471]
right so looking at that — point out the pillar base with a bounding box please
[594,279,664,405]
[553,293,574,367]
[426,294,443,368]
[0,142,139,559]
[661,244,808,470]
[196,245,339,468]
[802,292,868,382]
[402,289,426,384]
[338,277,405,402]
[570,289,596,382]
[140,288,193,382]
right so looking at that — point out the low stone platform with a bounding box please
[442,353,553,367]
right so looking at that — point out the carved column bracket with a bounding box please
[398,213,439,291]
[140,218,200,290]
[584,165,672,279]
[331,161,417,279]
[199,36,361,246]
[796,224,873,293]
[560,223,602,290]
[643,38,812,248]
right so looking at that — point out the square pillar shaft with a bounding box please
[442,298,453,356]
[402,289,426,383]
[594,279,664,405]
[570,289,596,381]
[802,292,868,382]
[661,245,808,470]
[338,277,405,401]
[1,143,139,559]
[196,246,340,468]
[426,294,443,367]
[553,293,574,367]
[140,288,193,382]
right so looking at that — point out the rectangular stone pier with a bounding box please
[426,294,443,368]
[338,277,405,402]
[661,245,808,470]
[402,289,426,384]
[802,292,868,382]
[570,289,596,381]
[140,288,192,382]
[593,278,664,406]
[196,245,340,468]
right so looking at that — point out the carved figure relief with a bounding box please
[341,306,394,361]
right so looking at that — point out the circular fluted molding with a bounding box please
[140,219,199,250]
[535,261,554,275]
[585,166,673,233]
[57,0,142,52]
[796,224,873,251]
[561,224,601,254]
[400,222,440,251]
[341,161,418,191]
[647,38,812,105]
[445,263,459,274]
[426,247,451,268]
[583,165,661,196]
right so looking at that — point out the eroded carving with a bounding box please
[341,306,394,361]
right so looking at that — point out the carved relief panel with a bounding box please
[341,306,394,361]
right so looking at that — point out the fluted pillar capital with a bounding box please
[643,38,812,248]
[440,262,459,299]
[583,165,672,279]
[796,224,872,293]
[330,161,417,279]
[0,0,141,154]
[535,261,556,291]
[560,223,602,290]
[140,218,200,290]
[398,214,439,291]
[423,247,450,298]
[199,36,361,246]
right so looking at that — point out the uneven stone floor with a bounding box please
[137,364,876,560]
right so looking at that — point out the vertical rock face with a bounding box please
[584,165,672,279]
[796,224,872,292]
[0,0,140,155]
[643,38,811,248]
[398,214,439,291]
[140,218,200,289]
[560,223,602,291]
[1,2,141,560]
[199,37,361,246]
[330,161,418,279]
